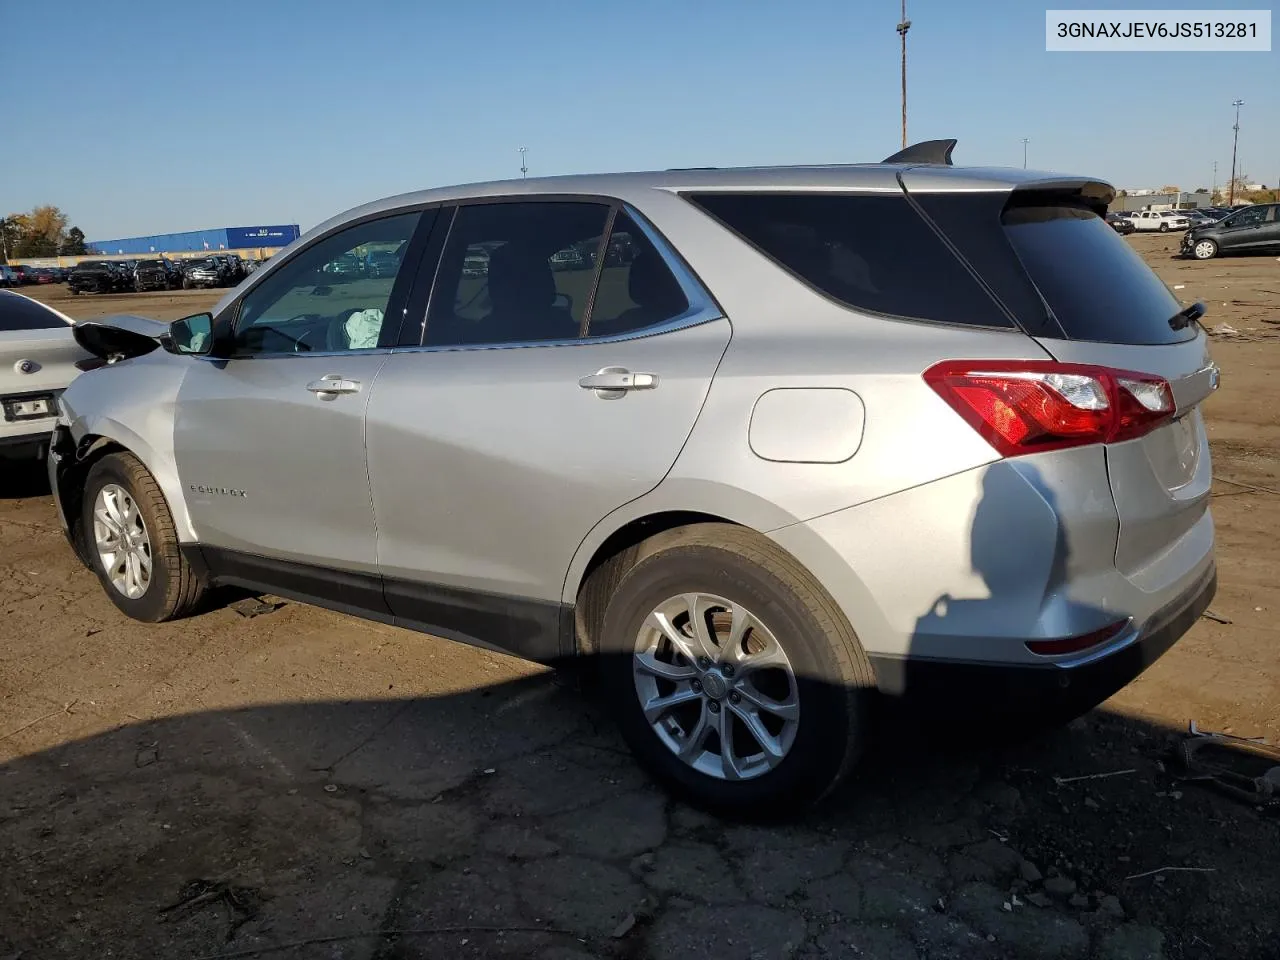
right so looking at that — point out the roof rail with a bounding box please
[881,139,957,165]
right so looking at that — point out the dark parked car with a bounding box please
[181,258,223,289]
[1181,203,1280,260]
[10,264,38,284]
[67,261,118,295]
[1105,213,1135,235]
[134,259,174,292]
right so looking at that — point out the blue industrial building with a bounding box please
[87,224,301,256]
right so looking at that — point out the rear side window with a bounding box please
[585,210,690,338]
[685,192,1012,328]
[0,291,68,331]
[1001,204,1192,345]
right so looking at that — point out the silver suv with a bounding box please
[49,141,1218,814]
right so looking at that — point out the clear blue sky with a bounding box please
[3,0,1276,239]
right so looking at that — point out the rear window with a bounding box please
[685,192,1013,328]
[1001,204,1193,345]
[0,291,69,331]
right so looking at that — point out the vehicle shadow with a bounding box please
[2,659,1276,960]
[0,457,51,500]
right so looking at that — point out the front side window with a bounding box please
[233,211,422,356]
[1225,206,1267,228]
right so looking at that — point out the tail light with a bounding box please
[924,360,1174,457]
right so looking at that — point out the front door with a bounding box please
[364,200,731,659]
[1216,204,1273,252]
[173,210,429,589]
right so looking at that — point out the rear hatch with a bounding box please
[906,176,1216,582]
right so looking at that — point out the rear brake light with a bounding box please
[924,360,1174,457]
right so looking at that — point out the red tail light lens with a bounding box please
[924,360,1174,457]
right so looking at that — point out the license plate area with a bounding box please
[3,394,54,421]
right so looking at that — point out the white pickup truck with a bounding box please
[1124,210,1191,232]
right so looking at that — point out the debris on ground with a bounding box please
[1201,609,1233,624]
[229,597,286,618]
[1053,769,1136,786]
[158,879,264,941]
[1170,725,1280,810]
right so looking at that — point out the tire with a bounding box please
[1159,223,1169,232]
[182,277,192,290]
[594,523,875,817]
[81,452,206,622]
[1192,238,1219,260]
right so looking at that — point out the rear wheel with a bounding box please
[82,452,206,622]
[595,524,875,816]
[1192,238,1219,260]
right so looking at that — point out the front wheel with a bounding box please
[1159,222,1170,232]
[82,452,206,622]
[1192,238,1219,260]
[595,524,875,817]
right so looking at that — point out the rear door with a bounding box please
[364,199,730,660]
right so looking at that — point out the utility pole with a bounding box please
[1228,99,1243,205]
[1211,160,1217,202]
[518,146,528,179]
[1020,138,1030,169]
[897,0,911,148]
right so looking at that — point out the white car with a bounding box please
[1126,210,1191,233]
[0,290,89,461]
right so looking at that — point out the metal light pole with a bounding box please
[518,146,528,179]
[1228,100,1243,205]
[1020,138,1030,169]
[1211,160,1218,202]
[896,0,911,148]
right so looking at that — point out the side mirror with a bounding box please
[164,312,214,356]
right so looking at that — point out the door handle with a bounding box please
[579,367,659,398]
[306,375,361,398]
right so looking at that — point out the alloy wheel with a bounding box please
[633,592,800,781]
[92,483,153,599]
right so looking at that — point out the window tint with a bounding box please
[425,202,610,347]
[1002,204,1192,345]
[234,212,421,355]
[686,192,1011,328]
[584,211,689,337]
[0,290,69,331]
[1225,206,1267,227]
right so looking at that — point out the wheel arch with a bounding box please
[564,481,810,657]
[55,418,196,566]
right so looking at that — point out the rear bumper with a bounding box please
[870,562,1215,711]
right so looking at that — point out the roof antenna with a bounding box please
[881,139,957,165]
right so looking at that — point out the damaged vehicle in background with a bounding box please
[0,290,89,461]
[181,258,224,289]
[133,258,181,292]
[46,140,1219,814]
[67,261,120,295]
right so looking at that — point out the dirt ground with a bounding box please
[2,238,1278,960]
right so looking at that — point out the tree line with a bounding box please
[0,206,88,261]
